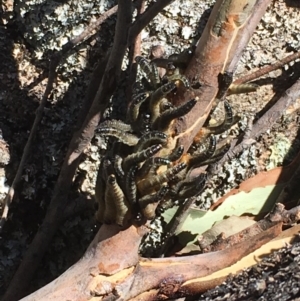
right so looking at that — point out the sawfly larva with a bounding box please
[135,131,168,152]
[153,98,197,131]
[97,128,139,146]
[123,144,162,171]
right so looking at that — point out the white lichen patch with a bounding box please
[266,135,292,170]
[141,0,213,57]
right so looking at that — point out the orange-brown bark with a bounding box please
[21,222,281,301]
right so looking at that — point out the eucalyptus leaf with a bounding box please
[162,183,285,245]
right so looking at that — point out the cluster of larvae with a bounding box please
[95,55,235,227]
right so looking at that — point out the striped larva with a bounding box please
[175,173,206,199]
[207,101,234,135]
[127,92,150,123]
[228,83,258,95]
[139,113,151,134]
[95,162,106,223]
[103,177,116,224]
[97,128,139,146]
[137,162,187,194]
[137,157,170,178]
[100,120,132,132]
[162,62,190,88]
[151,47,195,72]
[149,81,176,123]
[139,186,168,220]
[150,62,160,88]
[135,56,160,88]
[122,144,162,171]
[153,98,197,131]
[134,131,167,152]
[186,135,216,167]
[125,165,139,206]
[165,145,184,162]
[113,155,125,179]
[106,174,130,226]
[199,143,231,166]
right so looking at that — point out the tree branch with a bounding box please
[2,1,132,300]
[20,216,282,301]
[128,0,174,45]
[0,57,58,230]
[233,50,300,84]
[155,0,273,256]
[170,0,272,153]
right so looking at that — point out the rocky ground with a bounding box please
[0,0,300,298]
[199,237,300,301]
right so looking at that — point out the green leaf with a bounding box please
[163,183,285,245]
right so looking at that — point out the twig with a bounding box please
[207,115,256,175]
[201,220,277,254]
[128,0,174,45]
[268,203,300,225]
[25,5,119,92]
[0,4,121,231]
[2,1,132,300]
[156,196,198,257]
[209,76,300,175]
[59,0,145,58]
[126,0,145,102]
[60,5,118,56]
[201,203,293,253]
[233,50,300,85]
[250,76,300,138]
[4,0,178,297]
[75,54,109,130]
[0,57,58,231]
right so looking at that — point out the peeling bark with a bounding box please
[21,222,281,301]
[171,0,272,152]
